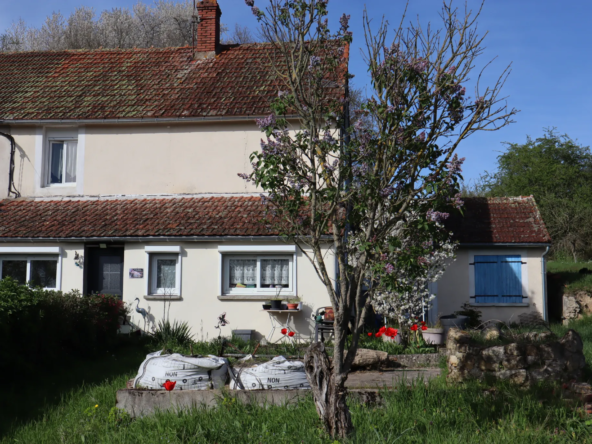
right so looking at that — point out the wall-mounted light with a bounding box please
[74,251,84,268]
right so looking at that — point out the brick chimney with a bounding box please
[195,0,222,58]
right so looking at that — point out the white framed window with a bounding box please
[222,254,294,295]
[0,255,60,289]
[149,254,180,295]
[46,138,78,186]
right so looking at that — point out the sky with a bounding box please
[1,0,591,183]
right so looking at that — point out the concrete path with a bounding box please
[346,368,441,389]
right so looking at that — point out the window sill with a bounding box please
[469,303,529,307]
[217,295,299,301]
[143,295,182,301]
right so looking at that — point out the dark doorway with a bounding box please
[85,246,124,298]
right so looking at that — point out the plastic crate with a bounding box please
[232,329,254,342]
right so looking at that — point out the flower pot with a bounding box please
[324,307,335,321]
[262,304,272,310]
[422,328,444,345]
[439,315,468,342]
[270,300,283,310]
[382,333,402,344]
[286,303,298,310]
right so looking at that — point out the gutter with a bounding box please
[0,115,299,126]
[0,235,333,243]
[542,245,550,322]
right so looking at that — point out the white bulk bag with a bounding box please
[230,356,310,390]
[133,351,228,390]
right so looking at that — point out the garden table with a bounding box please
[264,307,301,345]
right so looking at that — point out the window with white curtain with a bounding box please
[0,256,59,289]
[47,139,78,185]
[149,254,180,295]
[222,255,293,295]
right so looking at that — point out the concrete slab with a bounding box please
[346,368,441,389]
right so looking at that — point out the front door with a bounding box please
[86,246,124,298]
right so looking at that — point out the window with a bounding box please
[149,254,180,295]
[47,139,77,185]
[473,255,523,303]
[0,256,59,289]
[222,255,294,295]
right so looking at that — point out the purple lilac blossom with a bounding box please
[426,209,450,223]
[245,0,254,6]
[256,114,276,129]
[251,6,260,16]
[385,263,395,274]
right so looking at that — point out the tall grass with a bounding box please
[548,260,592,292]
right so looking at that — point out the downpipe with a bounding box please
[542,245,550,322]
[0,131,20,198]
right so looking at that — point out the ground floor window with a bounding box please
[473,255,523,303]
[222,255,294,295]
[149,253,180,295]
[0,256,59,289]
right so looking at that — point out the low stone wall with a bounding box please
[388,349,446,368]
[563,291,592,324]
[447,328,586,386]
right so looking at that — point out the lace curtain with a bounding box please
[229,259,257,287]
[156,259,176,290]
[261,259,289,288]
[228,258,290,288]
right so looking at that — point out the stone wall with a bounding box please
[447,328,586,386]
[563,291,592,324]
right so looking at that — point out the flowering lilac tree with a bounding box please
[241,0,516,437]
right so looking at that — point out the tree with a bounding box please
[0,1,258,51]
[241,0,516,437]
[482,129,592,261]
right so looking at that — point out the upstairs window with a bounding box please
[47,139,77,185]
[473,255,524,304]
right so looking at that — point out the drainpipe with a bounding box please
[0,131,20,198]
[542,245,550,322]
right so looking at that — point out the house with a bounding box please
[0,0,551,339]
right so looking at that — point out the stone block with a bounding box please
[352,349,388,369]
[496,369,528,385]
[525,344,540,356]
[560,330,584,353]
[504,343,525,356]
[540,343,563,360]
[483,327,501,341]
[449,355,459,367]
[502,355,527,370]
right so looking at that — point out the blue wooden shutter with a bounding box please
[499,255,523,303]
[474,255,523,304]
[474,255,498,303]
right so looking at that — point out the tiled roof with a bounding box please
[0,196,274,238]
[0,195,550,242]
[445,196,551,244]
[0,44,345,121]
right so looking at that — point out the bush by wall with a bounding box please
[0,278,128,375]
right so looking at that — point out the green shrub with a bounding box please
[0,278,128,376]
[152,319,194,349]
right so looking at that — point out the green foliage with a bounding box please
[152,319,194,349]
[548,260,592,293]
[2,345,590,443]
[454,302,483,329]
[482,129,592,260]
[0,278,127,377]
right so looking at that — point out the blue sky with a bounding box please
[1,0,591,183]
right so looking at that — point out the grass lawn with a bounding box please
[2,323,592,443]
[548,260,592,293]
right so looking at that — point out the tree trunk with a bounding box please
[304,342,353,438]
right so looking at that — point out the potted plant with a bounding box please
[286,297,301,310]
[421,320,444,345]
[269,298,283,310]
[262,302,272,310]
[439,314,469,342]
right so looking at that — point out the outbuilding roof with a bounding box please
[0,43,345,121]
[0,195,550,243]
[445,196,551,244]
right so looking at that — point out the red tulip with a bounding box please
[410,324,418,332]
[288,331,295,337]
[420,321,426,326]
[163,380,176,391]
[385,327,397,337]
[281,328,288,335]
[378,326,386,334]
[375,332,383,338]
[368,332,373,337]
[421,325,428,331]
